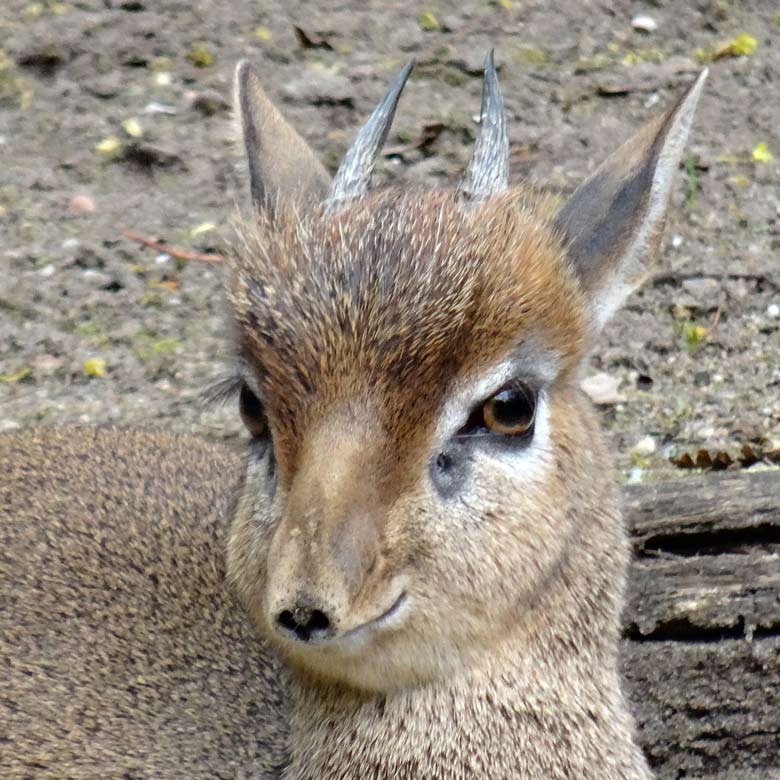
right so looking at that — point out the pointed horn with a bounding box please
[459,50,509,203]
[325,61,414,212]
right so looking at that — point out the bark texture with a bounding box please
[622,471,780,779]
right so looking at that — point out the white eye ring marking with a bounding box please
[437,359,519,444]
[435,352,555,486]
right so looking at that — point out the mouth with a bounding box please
[342,590,409,640]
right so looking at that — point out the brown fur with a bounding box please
[1,428,289,778]
[1,61,706,779]
[228,188,585,479]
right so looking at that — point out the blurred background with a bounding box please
[1,0,778,482]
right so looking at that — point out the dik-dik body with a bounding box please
[1,55,706,779]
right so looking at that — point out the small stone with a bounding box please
[581,372,626,405]
[631,14,657,33]
[281,72,353,107]
[632,436,657,457]
[39,264,56,277]
[671,234,683,249]
[627,468,644,484]
[144,102,177,115]
[682,277,719,299]
[33,354,63,372]
[767,303,780,319]
[694,370,710,387]
[82,270,112,288]
[68,194,96,214]
[83,72,122,99]
[192,90,230,116]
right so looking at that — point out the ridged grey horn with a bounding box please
[459,50,509,202]
[325,61,414,212]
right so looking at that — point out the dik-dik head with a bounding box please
[225,55,705,692]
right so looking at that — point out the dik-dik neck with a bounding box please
[281,526,651,780]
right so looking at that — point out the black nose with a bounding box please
[275,602,333,643]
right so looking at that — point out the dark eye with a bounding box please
[462,381,536,437]
[483,382,536,436]
[239,383,267,439]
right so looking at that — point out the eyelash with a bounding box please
[200,372,244,407]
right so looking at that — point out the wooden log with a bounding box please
[621,470,780,779]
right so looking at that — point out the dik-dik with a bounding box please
[1,54,706,779]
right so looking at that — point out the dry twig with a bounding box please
[123,230,224,263]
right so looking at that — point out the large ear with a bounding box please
[234,60,331,214]
[554,70,707,333]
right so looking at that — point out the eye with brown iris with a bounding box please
[473,381,537,437]
[239,383,267,439]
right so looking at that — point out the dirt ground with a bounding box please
[1,0,779,482]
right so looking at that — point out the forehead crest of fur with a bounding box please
[228,189,586,447]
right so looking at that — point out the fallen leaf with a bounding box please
[383,122,445,157]
[682,322,708,351]
[293,26,334,50]
[752,142,773,163]
[254,26,272,42]
[190,221,216,238]
[122,117,143,138]
[672,448,734,471]
[710,451,734,470]
[152,338,181,355]
[671,452,696,469]
[151,56,173,72]
[739,444,761,468]
[0,367,31,383]
[95,136,121,156]
[83,358,107,378]
[150,279,180,292]
[516,45,547,66]
[418,11,439,31]
[187,43,214,68]
[711,33,757,60]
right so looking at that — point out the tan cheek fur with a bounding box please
[227,381,622,695]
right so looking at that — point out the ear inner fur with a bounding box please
[554,70,707,332]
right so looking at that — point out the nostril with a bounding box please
[275,604,333,642]
[277,609,297,633]
[307,609,330,633]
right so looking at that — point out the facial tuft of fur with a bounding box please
[228,188,586,478]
